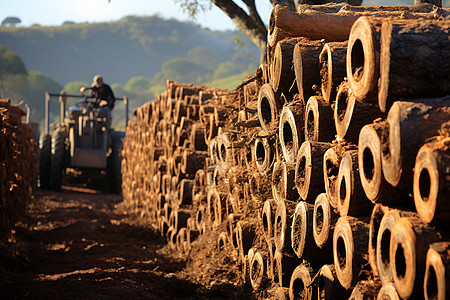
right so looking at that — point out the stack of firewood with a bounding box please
[0,99,38,239]
[121,3,450,299]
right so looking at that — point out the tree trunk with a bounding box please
[211,0,268,63]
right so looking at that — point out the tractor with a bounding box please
[38,91,128,193]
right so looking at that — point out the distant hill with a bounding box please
[0,15,259,85]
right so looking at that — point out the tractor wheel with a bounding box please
[108,131,125,194]
[50,130,66,191]
[38,133,52,189]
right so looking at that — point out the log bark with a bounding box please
[318,264,350,300]
[337,150,373,217]
[181,149,207,177]
[295,141,333,202]
[313,193,339,252]
[177,179,194,206]
[291,201,328,261]
[413,137,450,226]
[293,40,324,103]
[320,41,348,104]
[274,250,301,288]
[272,160,286,203]
[273,199,296,253]
[382,99,450,189]
[271,38,299,96]
[334,81,384,144]
[323,144,349,209]
[236,220,257,259]
[304,96,335,142]
[269,6,357,44]
[190,123,207,151]
[333,216,370,289]
[268,5,439,47]
[271,160,298,203]
[379,19,450,113]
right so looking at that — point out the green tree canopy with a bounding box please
[64,81,89,94]
[1,17,21,27]
[0,46,27,78]
[3,71,63,126]
[124,76,151,93]
[160,57,208,84]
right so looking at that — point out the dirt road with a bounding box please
[0,188,249,299]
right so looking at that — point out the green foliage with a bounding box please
[0,15,259,86]
[0,16,261,131]
[64,81,89,94]
[213,61,241,80]
[1,17,21,27]
[188,46,220,68]
[153,57,209,85]
[3,71,63,127]
[207,68,255,91]
[175,0,211,18]
[0,46,27,80]
[124,76,151,93]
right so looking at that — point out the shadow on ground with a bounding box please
[0,189,250,299]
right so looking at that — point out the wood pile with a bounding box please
[0,99,38,239]
[121,3,450,299]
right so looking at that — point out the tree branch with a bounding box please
[211,0,268,62]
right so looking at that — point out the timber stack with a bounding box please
[0,99,38,239]
[121,3,450,299]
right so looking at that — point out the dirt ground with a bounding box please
[0,187,255,299]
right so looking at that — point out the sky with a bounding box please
[2,0,449,31]
[1,0,273,31]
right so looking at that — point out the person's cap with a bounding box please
[93,75,103,84]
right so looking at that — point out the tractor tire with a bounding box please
[108,131,125,194]
[50,130,66,191]
[38,133,52,189]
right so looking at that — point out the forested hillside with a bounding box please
[0,15,258,85]
[0,15,259,130]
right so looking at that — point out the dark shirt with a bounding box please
[91,84,115,109]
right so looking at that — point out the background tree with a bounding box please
[175,0,362,63]
[0,46,27,97]
[1,17,21,27]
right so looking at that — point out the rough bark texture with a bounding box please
[320,41,348,104]
[271,38,299,96]
[382,99,450,189]
[379,19,450,113]
[294,40,325,103]
[305,95,335,142]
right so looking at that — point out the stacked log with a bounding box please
[0,99,38,239]
[121,3,450,299]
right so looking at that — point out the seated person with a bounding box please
[80,75,115,110]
